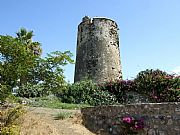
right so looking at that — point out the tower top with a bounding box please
[82,16,91,22]
[80,16,118,27]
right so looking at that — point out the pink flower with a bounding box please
[134,124,139,129]
[122,116,132,124]
[154,96,158,99]
[134,124,144,129]
[133,119,144,129]
[152,94,160,100]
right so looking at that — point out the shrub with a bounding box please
[0,85,11,103]
[59,80,96,104]
[98,80,137,103]
[16,83,46,98]
[156,76,180,102]
[58,69,180,105]
[97,69,179,103]
[0,105,25,135]
[91,88,118,106]
[1,125,20,135]
[134,69,168,93]
[134,69,180,102]
[59,80,118,106]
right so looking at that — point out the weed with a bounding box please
[53,111,73,120]
[0,105,25,135]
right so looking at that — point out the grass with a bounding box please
[27,96,91,110]
[53,111,73,120]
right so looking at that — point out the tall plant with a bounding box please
[134,69,180,102]
[16,28,42,85]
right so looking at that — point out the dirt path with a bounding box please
[20,107,95,135]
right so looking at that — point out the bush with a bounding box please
[134,69,180,102]
[0,105,25,135]
[59,80,118,106]
[57,69,180,105]
[134,69,168,93]
[16,83,46,98]
[0,85,11,103]
[98,80,136,103]
[91,89,118,106]
[96,69,179,103]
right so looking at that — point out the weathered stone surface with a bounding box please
[167,119,173,125]
[148,129,156,135]
[74,16,122,83]
[81,102,180,135]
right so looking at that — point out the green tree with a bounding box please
[35,51,74,94]
[0,36,37,86]
[0,28,74,100]
[0,35,38,101]
[15,28,42,85]
[17,51,74,97]
[16,28,42,55]
[16,28,33,45]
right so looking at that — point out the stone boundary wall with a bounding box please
[81,102,180,135]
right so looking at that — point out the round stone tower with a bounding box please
[74,16,122,83]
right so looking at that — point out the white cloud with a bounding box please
[172,66,180,75]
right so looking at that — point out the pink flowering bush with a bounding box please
[99,69,180,103]
[111,115,145,135]
[98,79,137,103]
[122,116,145,134]
[134,69,180,102]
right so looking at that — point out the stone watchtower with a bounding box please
[74,16,122,83]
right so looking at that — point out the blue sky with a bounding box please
[1,0,180,82]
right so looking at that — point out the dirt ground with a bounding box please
[20,107,95,135]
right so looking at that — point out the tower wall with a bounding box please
[74,16,122,83]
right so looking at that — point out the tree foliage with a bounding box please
[0,35,38,87]
[31,51,74,94]
[0,28,74,101]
